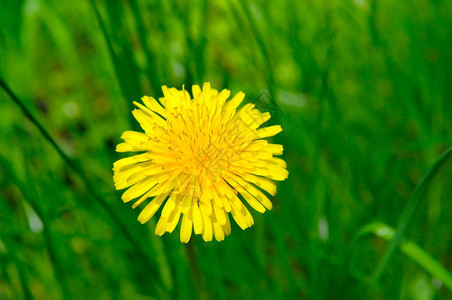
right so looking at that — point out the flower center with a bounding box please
[163,106,240,180]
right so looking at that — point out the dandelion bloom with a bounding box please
[113,83,288,242]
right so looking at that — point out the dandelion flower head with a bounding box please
[113,83,288,242]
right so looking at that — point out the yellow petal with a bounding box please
[239,189,266,213]
[264,157,287,168]
[216,89,231,111]
[180,207,193,243]
[213,204,226,226]
[160,194,177,218]
[166,206,182,233]
[137,193,167,223]
[256,125,282,138]
[113,153,150,170]
[225,91,245,112]
[223,176,266,213]
[223,214,231,236]
[180,189,194,213]
[192,85,202,99]
[121,130,150,142]
[201,209,213,241]
[213,222,225,242]
[125,166,166,186]
[121,177,157,202]
[220,193,232,213]
[200,201,212,216]
[236,172,277,196]
[116,142,145,153]
[265,144,284,155]
[193,202,203,235]
[230,204,247,230]
[133,101,166,126]
[227,173,273,210]
[141,96,166,117]
[242,205,254,227]
[155,217,168,236]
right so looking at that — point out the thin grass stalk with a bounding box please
[90,1,135,114]
[0,154,71,298]
[370,147,452,284]
[235,0,278,116]
[129,0,162,95]
[0,238,33,300]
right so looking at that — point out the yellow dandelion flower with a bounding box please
[113,83,288,243]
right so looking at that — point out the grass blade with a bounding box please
[90,1,137,115]
[231,0,278,113]
[370,147,452,284]
[0,154,71,298]
[359,222,452,291]
[0,237,33,300]
[129,0,161,94]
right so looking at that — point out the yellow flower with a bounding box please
[113,83,288,243]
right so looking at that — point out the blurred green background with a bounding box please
[1,0,452,299]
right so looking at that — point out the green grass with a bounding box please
[1,0,452,299]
